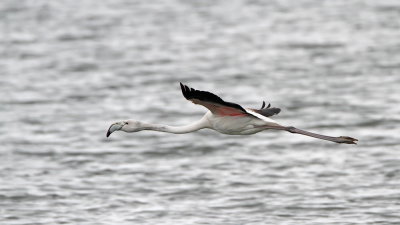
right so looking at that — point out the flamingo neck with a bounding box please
[141,117,210,134]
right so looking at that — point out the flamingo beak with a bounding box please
[106,128,112,138]
[106,122,125,138]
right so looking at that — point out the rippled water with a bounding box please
[1,0,400,224]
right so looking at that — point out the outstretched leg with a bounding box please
[262,125,358,144]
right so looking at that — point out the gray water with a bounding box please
[1,0,400,224]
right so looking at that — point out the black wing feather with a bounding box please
[257,107,281,117]
[180,83,247,113]
[260,101,266,109]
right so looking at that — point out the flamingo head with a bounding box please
[106,120,143,137]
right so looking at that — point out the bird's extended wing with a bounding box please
[180,83,248,116]
[250,101,281,117]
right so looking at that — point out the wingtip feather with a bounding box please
[180,82,188,99]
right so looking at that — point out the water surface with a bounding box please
[1,0,400,224]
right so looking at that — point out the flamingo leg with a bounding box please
[261,125,358,144]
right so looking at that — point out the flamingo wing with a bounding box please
[180,83,248,116]
[251,103,281,117]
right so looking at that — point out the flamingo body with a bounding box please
[203,111,271,135]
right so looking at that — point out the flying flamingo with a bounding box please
[107,83,357,144]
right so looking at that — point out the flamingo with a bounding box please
[107,83,357,144]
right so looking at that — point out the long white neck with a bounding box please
[140,116,210,134]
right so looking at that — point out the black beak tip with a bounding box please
[106,130,111,138]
